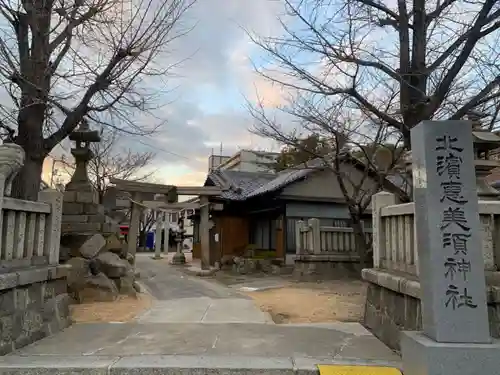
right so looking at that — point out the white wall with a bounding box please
[221,150,278,173]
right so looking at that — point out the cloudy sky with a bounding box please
[84,0,290,187]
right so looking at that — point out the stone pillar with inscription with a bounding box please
[401,120,500,375]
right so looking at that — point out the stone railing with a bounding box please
[377,201,418,275]
[295,218,372,255]
[0,145,63,270]
[372,192,500,276]
[0,144,69,356]
[366,191,500,350]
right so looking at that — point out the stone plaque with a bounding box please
[411,120,490,343]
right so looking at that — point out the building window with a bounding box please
[249,218,274,250]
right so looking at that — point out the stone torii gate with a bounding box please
[109,178,224,269]
[145,200,223,263]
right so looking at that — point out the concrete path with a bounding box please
[136,253,244,300]
[1,254,401,374]
[135,253,272,323]
[12,322,399,359]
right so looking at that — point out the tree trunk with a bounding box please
[12,100,47,200]
[11,156,44,200]
[351,217,372,272]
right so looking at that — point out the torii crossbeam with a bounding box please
[109,178,225,270]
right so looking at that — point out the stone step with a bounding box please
[0,355,402,375]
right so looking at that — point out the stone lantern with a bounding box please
[172,212,186,264]
[403,115,500,201]
[469,112,500,200]
[61,120,117,236]
[65,119,101,194]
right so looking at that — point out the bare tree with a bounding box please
[89,130,156,203]
[0,0,195,199]
[250,0,500,147]
[250,97,407,267]
[59,129,156,202]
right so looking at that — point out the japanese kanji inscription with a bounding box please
[411,120,490,343]
[435,134,476,310]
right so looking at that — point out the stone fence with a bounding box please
[295,218,372,255]
[1,190,63,269]
[363,191,500,350]
[0,144,71,356]
[294,218,373,280]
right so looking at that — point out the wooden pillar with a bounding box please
[200,195,210,270]
[127,192,142,262]
[154,210,163,259]
[275,215,284,259]
[295,220,305,254]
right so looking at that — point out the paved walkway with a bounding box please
[2,254,401,374]
[135,253,272,323]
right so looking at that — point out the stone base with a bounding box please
[171,253,186,265]
[231,258,284,275]
[151,254,163,260]
[293,254,362,281]
[184,265,218,277]
[0,266,72,355]
[362,268,500,351]
[401,331,500,375]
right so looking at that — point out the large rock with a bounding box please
[115,271,137,297]
[59,246,72,263]
[77,234,106,259]
[66,257,90,292]
[95,251,129,278]
[104,233,125,256]
[126,253,135,265]
[80,272,119,302]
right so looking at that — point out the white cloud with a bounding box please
[39,0,288,187]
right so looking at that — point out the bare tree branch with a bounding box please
[0,0,195,199]
[56,128,157,202]
[249,0,500,147]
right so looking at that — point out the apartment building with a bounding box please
[209,149,279,173]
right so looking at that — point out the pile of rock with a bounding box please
[219,254,285,275]
[61,233,139,302]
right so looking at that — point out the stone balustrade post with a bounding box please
[0,144,25,197]
[39,189,63,265]
[372,192,398,268]
[295,220,304,254]
[0,144,24,259]
[308,218,321,254]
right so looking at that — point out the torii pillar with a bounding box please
[153,211,164,260]
[200,195,210,270]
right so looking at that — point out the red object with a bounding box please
[120,226,129,235]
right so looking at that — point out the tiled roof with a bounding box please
[206,156,408,202]
[206,161,323,201]
[207,170,276,200]
[246,160,324,198]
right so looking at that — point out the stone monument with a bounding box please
[401,120,500,375]
[60,121,138,302]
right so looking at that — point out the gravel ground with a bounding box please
[244,279,367,323]
[70,294,153,323]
